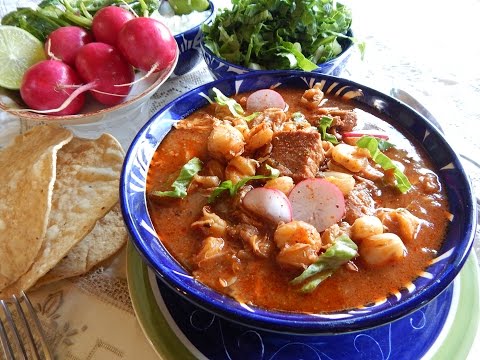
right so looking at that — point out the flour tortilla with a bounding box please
[37,203,127,286]
[1,134,124,296]
[0,125,72,291]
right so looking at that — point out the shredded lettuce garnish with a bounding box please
[208,165,279,203]
[203,87,260,121]
[317,116,339,144]
[291,235,358,293]
[212,87,245,117]
[202,0,362,71]
[150,157,203,199]
[356,136,412,193]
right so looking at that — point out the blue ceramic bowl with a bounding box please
[120,71,476,335]
[172,1,215,76]
[201,30,354,80]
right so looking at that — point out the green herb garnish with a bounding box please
[291,235,358,293]
[150,157,202,199]
[212,87,245,118]
[242,111,261,122]
[202,0,360,71]
[356,136,411,193]
[208,165,279,203]
[317,116,339,144]
[202,87,260,121]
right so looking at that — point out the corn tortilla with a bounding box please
[1,133,124,296]
[0,125,72,291]
[37,203,127,286]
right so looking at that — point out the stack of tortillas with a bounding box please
[0,125,128,297]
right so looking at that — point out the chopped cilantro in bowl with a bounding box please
[202,0,362,72]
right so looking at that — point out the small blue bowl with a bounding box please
[172,1,215,76]
[120,71,476,335]
[201,30,354,80]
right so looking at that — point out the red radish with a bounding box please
[246,89,286,112]
[75,42,134,106]
[243,187,293,224]
[91,6,135,46]
[288,179,345,232]
[117,17,177,73]
[20,60,85,116]
[45,26,92,66]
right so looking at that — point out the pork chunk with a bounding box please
[267,131,324,182]
[330,110,358,133]
[344,182,376,224]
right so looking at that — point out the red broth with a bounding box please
[146,86,449,313]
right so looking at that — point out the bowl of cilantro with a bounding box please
[201,0,362,80]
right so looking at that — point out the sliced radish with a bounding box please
[246,89,286,112]
[288,178,345,232]
[242,187,293,224]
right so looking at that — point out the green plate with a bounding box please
[126,241,480,359]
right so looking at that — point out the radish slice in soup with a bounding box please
[246,89,286,112]
[289,179,345,232]
[243,187,293,224]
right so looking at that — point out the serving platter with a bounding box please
[126,241,480,360]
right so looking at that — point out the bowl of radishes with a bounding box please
[0,3,179,124]
[121,70,476,335]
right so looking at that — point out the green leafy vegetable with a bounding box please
[150,157,203,199]
[204,88,260,121]
[243,111,261,122]
[317,116,339,144]
[211,87,245,117]
[377,139,395,151]
[356,136,412,193]
[208,165,279,203]
[202,0,360,71]
[1,0,159,41]
[291,235,358,293]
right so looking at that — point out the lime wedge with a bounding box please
[169,0,210,15]
[0,25,46,90]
